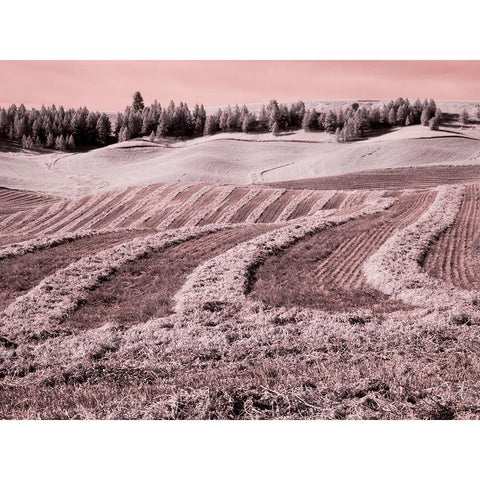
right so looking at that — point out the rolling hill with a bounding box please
[0,122,479,196]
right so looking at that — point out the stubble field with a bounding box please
[1,120,480,419]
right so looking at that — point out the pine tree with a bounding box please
[323,110,337,132]
[388,107,397,126]
[288,101,305,129]
[427,99,437,117]
[96,113,111,145]
[46,132,55,148]
[420,107,430,126]
[156,111,169,137]
[302,110,311,131]
[335,126,343,142]
[55,134,66,151]
[396,104,408,125]
[67,134,76,150]
[31,119,42,140]
[368,107,381,127]
[132,91,144,112]
[271,121,279,136]
[337,109,345,128]
[203,116,214,136]
[278,104,289,131]
[241,114,255,133]
[118,126,130,142]
[347,117,357,141]
[14,113,28,141]
[141,108,154,135]
[460,109,469,124]
[412,99,423,123]
[0,109,7,137]
[149,131,155,142]
[256,105,267,132]
[429,116,439,131]
[219,109,229,132]
[86,111,99,144]
[303,109,319,131]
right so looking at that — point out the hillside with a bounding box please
[0,122,479,196]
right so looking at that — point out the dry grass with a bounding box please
[249,191,434,313]
[3,177,480,419]
[363,185,480,323]
[65,225,276,330]
[0,230,155,311]
[0,225,227,342]
[175,196,394,313]
[2,304,480,419]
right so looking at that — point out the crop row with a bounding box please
[363,185,480,319]
[174,195,396,313]
[0,224,233,343]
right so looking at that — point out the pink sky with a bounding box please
[0,61,478,111]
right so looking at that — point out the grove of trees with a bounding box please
[116,95,442,144]
[0,91,445,151]
[0,103,111,151]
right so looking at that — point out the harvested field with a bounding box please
[1,182,367,236]
[268,165,480,191]
[169,186,227,228]
[229,189,272,223]
[3,114,480,420]
[0,233,34,246]
[422,183,480,290]
[0,229,154,311]
[0,187,56,215]
[258,189,308,223]
[175,195,395,313]
[199,187,252,225]
[288,191,321,219]
[250,191,435,312]
[65,187,141,231]
[250,189,288,223]
[363,186,473,312]
[65,225,276,330]
[161,185,213,228]
[323,191,347,209]
[14,199,72,235]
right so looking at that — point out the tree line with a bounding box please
[117,93,445,144]
[0,104,111,151]
[3,91,478,152]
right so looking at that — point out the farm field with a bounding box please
[1,119,480,419]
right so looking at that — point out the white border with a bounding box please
[1,0,479,59]
[1,421,479,479]
[1,1,479,478]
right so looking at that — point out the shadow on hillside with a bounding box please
[0,140,24,153]
[276,132,296,137]
[365,126,394,139]
[0,139,115,154]
[437,127,467,135]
